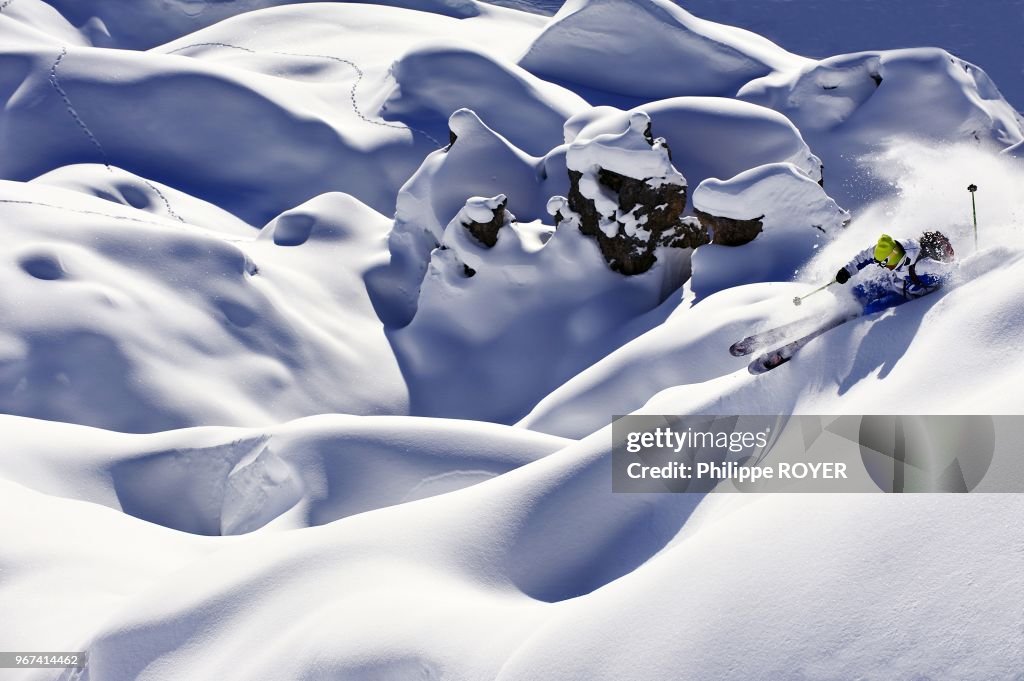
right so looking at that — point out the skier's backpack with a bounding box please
[919,231,955,263]
[906,230,954,295]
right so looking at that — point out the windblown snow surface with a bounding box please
[2,0,1024,679]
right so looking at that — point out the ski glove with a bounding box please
[835,268,851,284]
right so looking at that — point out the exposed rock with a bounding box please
[660,216,709,249]
[435,195,517,278]
[459,195,507,248]
[566,167,703,273]
[551,111,703,275]
[694,209,765,247]
[641,121,655,146]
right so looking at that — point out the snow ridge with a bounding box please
[49,46,185,222]
[48,47,109,169]
[169,41,445,147]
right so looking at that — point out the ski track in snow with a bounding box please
[49,46,186,224]
[168,41,445,147]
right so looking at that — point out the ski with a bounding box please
[747,313,859,374]
[730,316,830,357]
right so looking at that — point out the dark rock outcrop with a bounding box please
[661,216,708,249]
[549,112,709,275]
[694,209,765,247]
[563,156,706,274]
[460,196,507,248]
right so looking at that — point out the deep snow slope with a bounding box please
[3,0,1024,679]
[3,420,1023,681]
[0,180,411,431]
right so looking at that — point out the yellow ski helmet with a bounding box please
[873,234,905,269]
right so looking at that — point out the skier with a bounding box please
[834,232,956,314]
[733,231,956,372]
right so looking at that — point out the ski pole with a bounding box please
[967,183,978,251]
[793,279,836,306]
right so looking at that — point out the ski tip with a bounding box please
[729,338,754,357]
[748,353,790,375]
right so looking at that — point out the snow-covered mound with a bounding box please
[41,0,488,50]
[693,162,831,221]
[383,42,588,156]
[518,283,784,437]
[518,0,804,100]
[2,3,553,226]
[369,108,562,326]
[0,182,406,432]
[374,106,699,328]
[740,48,1023,206]
[565,96,823,193]
[689,162,849,298]
[1,41,437,225]
[384,112,707,423]
[31,164,256,237]
[654,0,1024,113]
[0,0,87,46]
[566,111,684,191]
[742,49,1021,143]
[0,413,566,535]
[391,188,685,423]
[3,424,1021,681]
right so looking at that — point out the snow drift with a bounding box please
[518,0,804,99]
[690,161,849,298]
[0,181,407,432]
